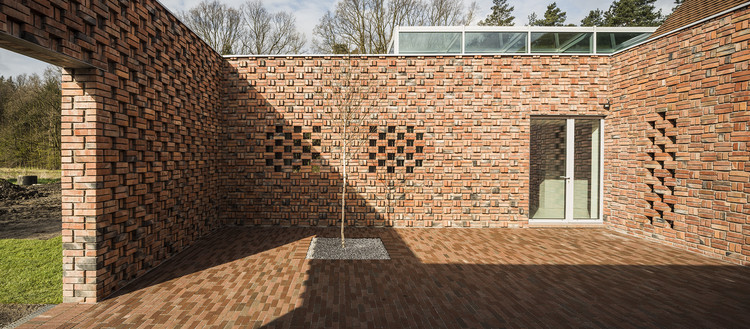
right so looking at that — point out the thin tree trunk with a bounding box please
[341,125,346,248]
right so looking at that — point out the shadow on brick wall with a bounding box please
[220,62,403,227]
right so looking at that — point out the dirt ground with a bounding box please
[0,179,61,240]
[0,304,48,328]
[0,179,61,327]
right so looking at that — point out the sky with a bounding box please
[0,0,677,78]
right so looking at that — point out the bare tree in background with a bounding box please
[239,0,305,54]
[426,0,477,26]
[323,58,371,247]
[180,0,305,55]
[313,0,476,54]
[178,0,242,55]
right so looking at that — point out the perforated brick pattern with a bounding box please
[607,6,750,265]
[222,56,610,228]
[1,0,225,302]
[2,0,748,305]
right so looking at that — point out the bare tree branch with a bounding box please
[313,0,475,54]
[180,0,306,55]
[323,58,372,246]
[239,0,306,55]
[178,0,242,55]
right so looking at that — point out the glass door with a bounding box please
[530,118,601,222]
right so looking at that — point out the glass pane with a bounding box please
[399,32,462,54]
[464,32,526,53]
[530,32,593,53]
[596,32,651,53]
[530,119,566,219]
[573,119,600,219]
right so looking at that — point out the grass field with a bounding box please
[0,168,61,184]
[0,237,62,304]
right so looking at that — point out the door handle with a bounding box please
[559,176,571,180]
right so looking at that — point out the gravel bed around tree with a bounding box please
[306,237,390,260]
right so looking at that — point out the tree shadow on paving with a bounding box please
[106,227,317,299]
[86,62,750,327]
[215,60,750,328]
[107,60,390,296]
[262,229,750,329]
[71,226,750,328]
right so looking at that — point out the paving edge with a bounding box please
[4,304,56,329]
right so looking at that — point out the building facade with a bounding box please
[0,0,748,302]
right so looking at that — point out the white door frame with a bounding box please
[529,116,604,225]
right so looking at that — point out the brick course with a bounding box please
[607,6,750,265]
[0,0,748,303]
[1,0,224,302]
[221,56,610,228]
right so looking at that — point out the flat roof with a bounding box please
[391,26,657,56]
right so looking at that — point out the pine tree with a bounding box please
[478,0,515,26]
[528,2,567,26]
[604,0,664,27]
[581,9,605,26]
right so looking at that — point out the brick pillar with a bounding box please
[60,68,104,303]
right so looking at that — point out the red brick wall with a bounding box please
[222,56,610,228]
[2,0,747,304]
[2,0,225,302]
[607,6,750,265]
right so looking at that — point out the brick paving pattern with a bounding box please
[22,227,750,328]
[3,0,748,301]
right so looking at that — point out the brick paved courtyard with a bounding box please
[22,227,750,328]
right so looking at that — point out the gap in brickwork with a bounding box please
[262,124,425,175]
[644,108,679,230]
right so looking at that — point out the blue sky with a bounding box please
[0,0,676,77]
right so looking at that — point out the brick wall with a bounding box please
[2,0,747,304]
[222,56,610,228]
[1,0,225,302]
[607,6,750,265]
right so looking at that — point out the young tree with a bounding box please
[581,9,605,26]
[528,2,567,26]
[238,0,305,54]
[178,0,242,55]
[604,0,664,26]
[312,0,476,54]
[324,58,371,247]
[478,0,515,26]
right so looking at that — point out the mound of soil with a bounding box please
[0,178,40,201]
[0,181,61,326]
[0,181,61,240]
[0,304,48,328]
